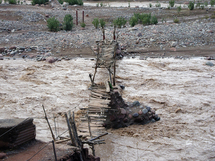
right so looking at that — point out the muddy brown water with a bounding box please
[0,57,215,160]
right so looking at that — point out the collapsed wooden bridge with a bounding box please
[78,40,120,138]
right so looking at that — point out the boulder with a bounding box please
[0,153,6,159]
[46,57,56,63]
[0,48,5,53]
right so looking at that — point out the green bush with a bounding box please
[200,5,204,9]
[204,1,208,6]
[47,17,60,32]
[169,0,175,7]
[129,16,138,27]
[92,18,99,29]
[196,2,202,8]
[58,0,63,4]
[155,2,161,7]
[151,16,158,24]
[142,13,151,25]
[129,13,158,26]
[63,14,73,31]
[188,1,195,10]
[0,0,2,3]
[177,5,181,14]
[8,0,16,4]
[113,17,127,28]
[100,19,106,28]
[149,3,152,7]
[174,18,179,23]
[100,2,103,7]
[211,0,215,6]
[32,0,48,5]
[81,22,86,28]
[65,0,83,5]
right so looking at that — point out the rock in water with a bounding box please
[205,62,214,67]
[46,57,56,63]
[132,101,140,107]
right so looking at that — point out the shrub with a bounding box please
[200,5,204,9]
[129,16,138,27]
[92,18,99,29]
[177,5,181,14]
[96,3,99,7]
[63,14,73,31]
[81,22,86,28]
[100,19,105,28]
[211,0,215,6]
[65,0,83,5]
[188,1,195,10]
[151,16,158,24]
[58,0,63,4]
[204,1,208,6]
[8,0,16,4]
[174,18,179,23]
[113,17,127,28]
[128,2,130,7]
[169,0,175,7]
[211,15,215,19]
[130,13,158,26]
[0,0,2,3]
[141,13,151,25]
[155,2,161,7]
[32,0,48,5]
[149,3,152,7]
[47,17,60,32]
[100,2,103,7]
[196,2,201,8]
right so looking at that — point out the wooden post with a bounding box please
[108,68,112,85]
[53,114,57,138]
[82,11,84,23]
[76,10,78,25]
[42,105,55,141]
[72,112,84,161]
[89,74,94,85]
[87,114,95,156]
[92,44,99,83]
[103,27,105,40]
[113,62,116,86]
[52,140,57,161]
[113,26,116,40]
[65,113,75,146]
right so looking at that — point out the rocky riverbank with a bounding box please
[0,4,215,61]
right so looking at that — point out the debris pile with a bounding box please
[103,91,160,129]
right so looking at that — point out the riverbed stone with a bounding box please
[132,113,139,118]
[205,62,214,67]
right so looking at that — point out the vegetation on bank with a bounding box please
[129,13,158,27]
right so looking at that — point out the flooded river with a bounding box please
[0,57,215,160]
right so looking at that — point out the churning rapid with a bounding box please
[0,57,215,160]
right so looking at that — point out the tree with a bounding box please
[63,14,73,31]
[169,0,175,7]
[100,19,106,40]
[47,17,60,32]
[92,18,99,29]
